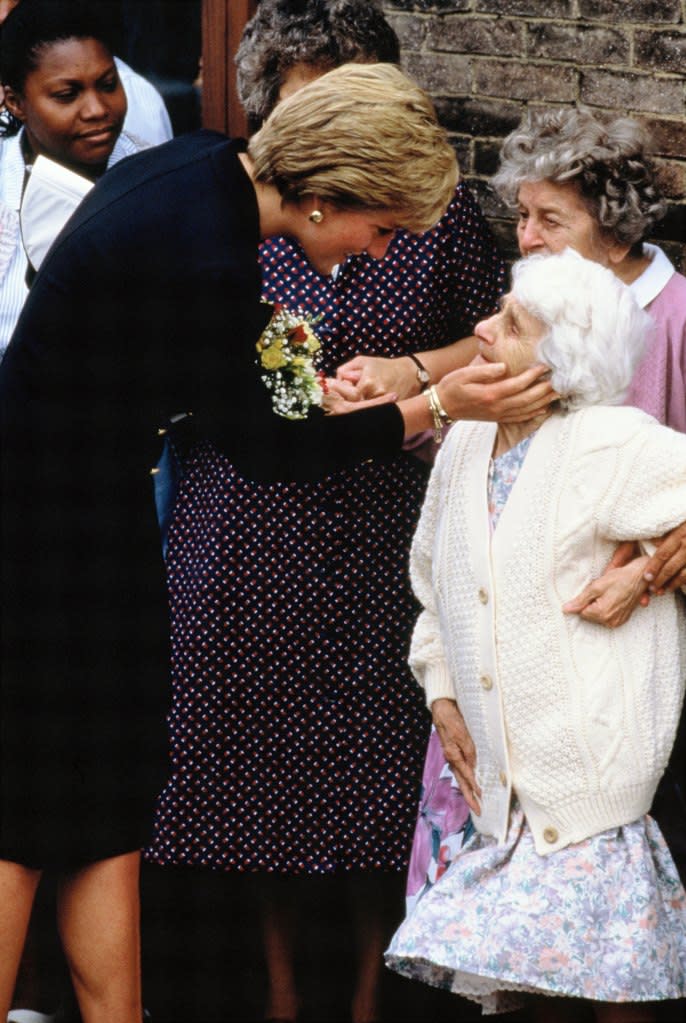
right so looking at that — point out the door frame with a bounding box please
[201,0,258,136]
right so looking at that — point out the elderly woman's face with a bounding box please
[474,294,546,377]
[517,180,611,265]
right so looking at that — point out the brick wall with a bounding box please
[382,0,686,271]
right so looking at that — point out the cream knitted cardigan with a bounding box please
[410,405,686,855]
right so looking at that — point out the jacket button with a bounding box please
[478,587,488,604]
[150,467,160,476]
[543,826,559,844]
[480,674,493,691]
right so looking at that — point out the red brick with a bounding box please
[384,1,470,12]
[578,0,681,23]
[581,69,683,116]
[385,13,429,50]
[655,160,686,201]
[402,51,471,92]
[428,16,523,55]
[474,59,578,102]
[434,95,525,136]
[476,0,574,15]
[645,118,686,160]
[634,30,686,75]
[526,23,629,65]
[473,139,504,177]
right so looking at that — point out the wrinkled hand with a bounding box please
[431,698,481,815]
[335,354,417,401]
[643,521,686,593]
[563,554,651,628]
[435,362,555,424]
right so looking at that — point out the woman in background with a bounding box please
[0,0,144,357]
[145,4,554,1022]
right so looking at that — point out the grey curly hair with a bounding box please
[492,108,666,252]
[235,0,400,125]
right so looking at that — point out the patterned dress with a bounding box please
[146,184,505,875]
[387,436,686,1012]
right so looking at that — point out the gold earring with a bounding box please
[309,210,323,224]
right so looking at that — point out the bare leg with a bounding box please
[11,877,66,1016]
[0,859,42,1019]
[258,877,299,1021]
[347,873,401,1023]
[56,850,142,1023]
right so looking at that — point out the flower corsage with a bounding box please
[256,303,326,419]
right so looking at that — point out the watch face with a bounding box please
[417,367,430,384]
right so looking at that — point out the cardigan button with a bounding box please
[480,674,493,691]
[478,587,489,604]
[543,826,559,844]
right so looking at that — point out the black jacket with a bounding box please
[0,131,403,865]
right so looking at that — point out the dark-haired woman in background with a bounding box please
[0,0,145,358]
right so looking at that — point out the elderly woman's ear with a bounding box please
[605,238,633,271]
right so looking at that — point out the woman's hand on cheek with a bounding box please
[436,362,555,424]
[431,698,481,815]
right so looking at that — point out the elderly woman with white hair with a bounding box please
[385,249,686,1019]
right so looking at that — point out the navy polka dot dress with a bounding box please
[146,185,505,875]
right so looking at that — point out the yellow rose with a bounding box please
[261,347,287,370]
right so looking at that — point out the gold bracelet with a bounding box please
[425,387,444,444]
[428,385,453,425]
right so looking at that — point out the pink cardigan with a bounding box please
[625,244,686,433]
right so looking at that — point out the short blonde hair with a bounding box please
[248,62,458,233]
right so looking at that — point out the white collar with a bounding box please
[629,243,675,309]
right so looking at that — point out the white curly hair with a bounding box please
[511,250,652,409]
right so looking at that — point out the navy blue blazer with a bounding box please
[0,131,403,866]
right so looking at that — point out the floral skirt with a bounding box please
[387,801,686,1014]
[406,728,472,913]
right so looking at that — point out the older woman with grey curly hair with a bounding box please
[386,249,686,1019]
[492,106,684,436]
